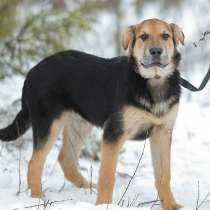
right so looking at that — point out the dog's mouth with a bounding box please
[140,56,169,69]
[141,62,168,68]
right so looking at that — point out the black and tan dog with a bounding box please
[0,19,184,210]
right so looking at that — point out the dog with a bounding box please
[0,18,184,210]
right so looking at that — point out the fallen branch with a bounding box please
[13,198,72,210]
[138,199,160,207]
[150,194,159,209]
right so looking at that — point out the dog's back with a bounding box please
[24,50,130,127]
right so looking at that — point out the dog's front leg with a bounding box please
[150,125,182,210]
[96,134,127,205]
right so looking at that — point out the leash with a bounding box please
[180,66,210,92]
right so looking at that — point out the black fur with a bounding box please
[133,126,154,141]
[0,99,30,141]
[0,50,181,147]
[103,112,123,142]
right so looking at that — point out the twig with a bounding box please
[58,179,66,192]
[126,197,131,207]
[130,193,140,207]
[137,199,160,207]
[90,163,93,194]
[16,146,22,196]
[150,194,159,209]
[16,120,22,196]
[197,191,210,209]
[196,180,200,210]
[193,29,210,47]
[195,180,210,210]
[36,199,41,210]
[71,123,87,145]
[13,198,72,210]
[118,140,147,205]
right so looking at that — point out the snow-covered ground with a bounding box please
[0,1,210,207]
[0,75,210,210]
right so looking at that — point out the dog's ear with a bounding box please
[121,25,136,50]
[170,23,185,46]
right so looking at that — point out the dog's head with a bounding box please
[121,19,184,80]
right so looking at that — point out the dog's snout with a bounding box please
[149,47,163,56]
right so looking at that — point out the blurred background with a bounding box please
[0,1,210,209]
[0,0,210,106]
[0,0,210,105]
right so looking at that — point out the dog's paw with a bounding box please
[171,202,182,210]
[162,201,183,210]
[30,191,44,199]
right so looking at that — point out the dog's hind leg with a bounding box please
[58,113,93,188]
[28,112,69,198]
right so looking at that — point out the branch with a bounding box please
[195,180,210,210]
[13,198,72,210]
[118,140,147,206]
[16,14,43,42]
[196,180,200,210]
[138,199,160,207]
[193,29,210,47]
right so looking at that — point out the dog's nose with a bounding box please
[149,47,163,56]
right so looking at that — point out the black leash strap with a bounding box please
[180,67,210,92]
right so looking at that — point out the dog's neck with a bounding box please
[129,51,181,100]
[147,77,169,102]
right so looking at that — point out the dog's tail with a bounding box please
[0,102,30,141]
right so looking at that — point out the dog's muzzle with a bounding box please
[140,47,169,68]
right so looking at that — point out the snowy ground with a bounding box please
[0,77,210,210]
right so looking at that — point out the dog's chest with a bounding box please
[138,96,172,116]
[137,79,176,116]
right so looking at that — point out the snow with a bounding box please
[0,75,24,109]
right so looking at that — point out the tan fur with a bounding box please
[58,113,93,188]
[121,19,184,81]
[150,112,182,210]
[134,21,175,56]
[97,135,128,204]
[123,104,178,129]
[121,104,179,140]
[149,104,181,210]
[96,103,179,204]
[122,19,184,54]
[150,125,182,210]
[96,104,180,209]
[170,23,185,46]
[60,112,92,164]
[138,97,177,120]
[28,112,70,198]
[121,25,135,52]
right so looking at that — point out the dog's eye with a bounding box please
[162,33,170,40]
[139,33,149,41]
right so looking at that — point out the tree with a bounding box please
[0,0,97,78]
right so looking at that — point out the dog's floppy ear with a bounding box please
[170,23,185,46]
[121,25,136,50]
